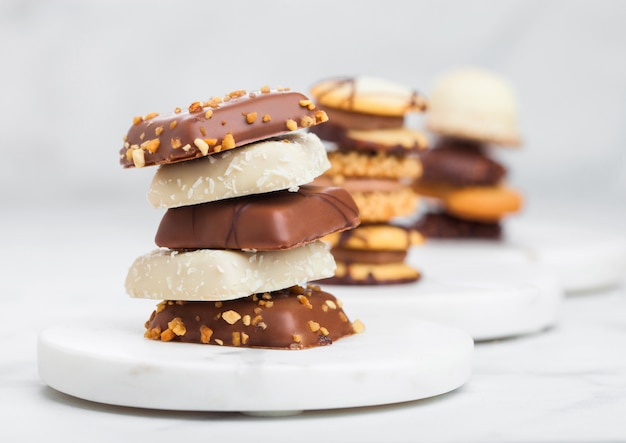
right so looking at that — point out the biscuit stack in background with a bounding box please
[412,67,523,239]
[308,76,429,285]
[119,86,364,349]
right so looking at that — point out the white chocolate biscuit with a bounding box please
[147,132,330,208]
[125,241,336,302]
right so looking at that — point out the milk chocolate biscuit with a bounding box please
[418,138,507,187]
[310,76,428,117]
[125,241,336,302]
[339,127,428,154]
[309,108,404,141]
[324,224,423,251]
[155,186,360,251]
[330,247,407,265]
[144,285,363,349]
[148,132,330,208]
[320,262,421,285]
[120,88,329,168]
[412,211,502,239]
[444,186,523,222]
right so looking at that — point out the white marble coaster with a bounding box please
[37,312,473,415]
[329,261,563,341]
[507,219,626,292]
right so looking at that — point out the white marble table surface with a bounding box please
[2,201,626,442]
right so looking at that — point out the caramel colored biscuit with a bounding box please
[418,137,507,187]
[339,127,428,154]
[125,241,336,302]
[155,185,360,251]
[426,67,521,146]
[444,186,523,222]
[120,88,328,168]
[144,285,362,349]
[147,132,330,209]
[412,211,502,240]
[319,261,421,285]
[326,150,422,180]
[323,224,424,252]
[350,188,418,223]
[310,76,428,117]
[330,247,407,265]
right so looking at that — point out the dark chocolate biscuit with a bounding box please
[155,185,360,251]
[412,211,502,239]
[144,285,361,349]
[120,88,328,168]
[417,137,507,187]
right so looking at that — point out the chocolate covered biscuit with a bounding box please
[417,138,507,187]
[120,88,328,168]
[144,285,363,349]
[155,185,360,251]
[412,212,502,239]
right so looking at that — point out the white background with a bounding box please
[1,0,625,212]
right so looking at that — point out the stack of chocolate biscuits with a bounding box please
[119,86,364,349]
[413,67,523,239]
[308,76,428,285]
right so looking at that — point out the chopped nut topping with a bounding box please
[321,305,328,312]
[286,119,298,131]
[169,121,178,130]
[222,133,236,150]
[199,127,206,136]
[291,285,306,295]
[200,325,213,344]
[339,312,348,322]
[182,144,191,152]
[242,314,251,326]
[251,315,263,326]
[142,138,160,153]
[194,138,210,156]
[205,138,218,146]
[292,334,302,343]
[245,112,257,124]
[194,315,200,322]
[262,114,271,122]
[261,292,272,300]
[160,329,175,342]
[214,338,224,346]
[307,320,320,332]
[132,148,145,168]
[174,107,182,113]
[298,99,315,110]
[205,110,213,119]
[297,295,313,309]
[132,116,143,125]
[263,301,274,308]
[139,132,145,141]
[300,115,315,128]
[241,332,249,345]
[228,89,247,98]
[213,145,223,153]
[352,319,366,333]
[232,332,241,347]
[144,327,161,340]
[168,317,187,336]
[155,301,167,313]
[253,307,262,315]
[215,301,223,308]
[155,126,164,136]
[320,327,329,336]
[260,85,271,93]
[315,110,329,123]
[188,101,203,113]
[144,112,159,120]
[256,322,267,330]
[171,138,182,149]
[222,310,242,325]
[325,300,337,310]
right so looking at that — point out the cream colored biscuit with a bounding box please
[310,76,428,117]
[426,67,521,146]
[323,224,424,251]
[332,261,421,284]
[344,127,428,152]
[444,186,523,222]
[147,132,330,208]
[325,150,422,180]
[125,241,335,302]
